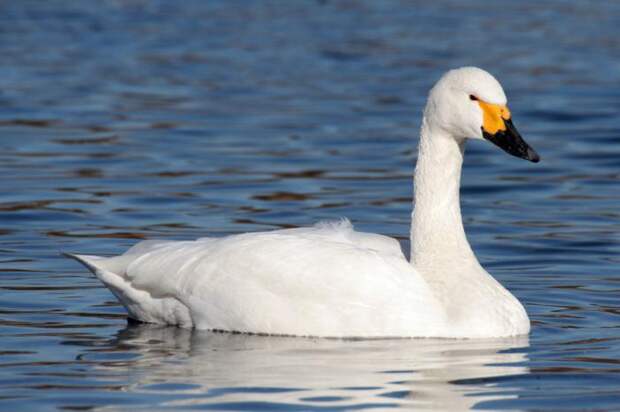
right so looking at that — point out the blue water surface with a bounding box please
[1,1,619,410]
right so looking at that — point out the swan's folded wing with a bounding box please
[119,229,443,337]
[347,231,405,257]
[273,219,405,258]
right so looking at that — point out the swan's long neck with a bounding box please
[410,118,477,274]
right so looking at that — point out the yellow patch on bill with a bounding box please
[479,101,511,135]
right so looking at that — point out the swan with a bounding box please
[66,67,540,338]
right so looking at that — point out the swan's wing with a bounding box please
[272,219,405,258]
[347,231,404,257]
[71,222,444,337]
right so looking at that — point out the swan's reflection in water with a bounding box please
[105,324,529,410]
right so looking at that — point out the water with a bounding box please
[1,0,619,410]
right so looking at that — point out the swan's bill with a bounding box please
[479,101,540,163]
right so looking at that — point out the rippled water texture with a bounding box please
[1,1,620,410]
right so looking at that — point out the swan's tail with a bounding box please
[63,252,192,327]
[63,252,129,292]
[63,252,147,321]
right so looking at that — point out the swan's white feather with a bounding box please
[69,221,445,337]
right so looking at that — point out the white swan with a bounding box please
[66,67,540,338]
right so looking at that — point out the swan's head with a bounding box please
[425,67,540,162]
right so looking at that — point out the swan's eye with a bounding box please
[469,94,478,101]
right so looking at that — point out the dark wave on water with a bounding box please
[1,1,619,410]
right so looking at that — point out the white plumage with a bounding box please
[67,67,538,338]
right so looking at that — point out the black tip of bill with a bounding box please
[483,118,540,163]
[526,147,540,163]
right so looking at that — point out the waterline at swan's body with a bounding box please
[65,219,529,338]
[67,67,539,339]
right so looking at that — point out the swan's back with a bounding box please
[68,221,445,337]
